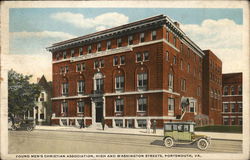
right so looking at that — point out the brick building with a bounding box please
[222,73,242,125]
[46,15,222,128]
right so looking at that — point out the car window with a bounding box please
[173,124,178,131]
[177,125,183,132]
[190,125,194,132]
[184,125,189,132]
[164,125,172,131]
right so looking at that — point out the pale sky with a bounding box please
[8,8,244,82]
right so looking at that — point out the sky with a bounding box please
[8,8,243,82]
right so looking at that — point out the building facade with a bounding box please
[47,15,222,128]
[222,73,242,125]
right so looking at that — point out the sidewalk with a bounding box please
[35,125,242,141]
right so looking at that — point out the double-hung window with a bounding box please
[128,35,133,45]
[96,79,104,91]
[107,40,111,50]
[136,53,142,62]
[79,47,83,55]
[71,49,75,57]
[97,43,102,51]
[137,73,147,90]
[113,56,118,66]
[94,60,99,69]
[62,102,68,113]
[77,80,84,94]
[189,102,195,112]
[117,38,122,47]
[120,56,125,65]
[115,76,124,91]
[223,103,229,112]
[168,73,174,91]
[238,103,242,112]
[223,86,228,95]
[140,33,145,42]
[115,99,124,112]
[77,101,84,113]
[181,79,186,91]
[144,52,149,61]
[76,64,81,72]
[231,86,235,95]
[62,83,68,96]
[88,45,92,53]
[63,51,67,59]
[81,63,85,70]
[152,30,157,40]
[138,97,147,112]
[231,103,236,112]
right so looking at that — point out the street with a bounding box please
[9,130,242,154]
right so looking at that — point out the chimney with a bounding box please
[174,21,180,28]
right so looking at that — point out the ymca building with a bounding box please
[46,15,222,128]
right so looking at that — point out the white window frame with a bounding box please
[181,79,186,91]
[152,30,157,40]
[113,56,118,66]
[166,30,169,41]
[76,64,81,72]
[62,83,68,96]
[79,47,83,55]
[115,98,124,112]
[63,51,67,59]
[140,33,145,42]
[223,103,229,112]
[137,97,147,112]
[168,73,174,91]
[136,53,142,62]
[77,80,84,94]
[97,42,102,51]
[189,102,195,113]
[117,38,122,47]
[120,56,125,65]
[115,76,124,91]
[128,35,133,45]
[137,73,148,89]
[168,98,175,114]
[231,103,236,112]
[71,49,75,57]
[61,102,68,113]
[143,51,149,61]
[77,101,84,113]
[107,40,111,50]
[81,63,85,70]
[94,60,99,69]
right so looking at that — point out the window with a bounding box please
[117,38,122,47]
[77,101,84,113]
[181,79,186,91]
[138,97,147,112]
[187,64,190,73]
[113,56,118,66]
[56,53,60,60]
[238,103,242,112]
[97,43,102,51]
[164,125,172,131]
[137,73,147,90]
[115,120,123,127]
[71,49,75,57]
[180,59,183,70]
[60,67,64,74]
[95,79,104,91]
[223,118,229,125]
[63,51,67,59]
[115,76,124,91]
[173,56,177,64]
[166,31,169,41]
[88,45,92,53]
[166,51,169,61]
[189,102,195,112]
[76,64,81,72]
[115,99,124,112]
[128,35,133,45]
[238,118,242,125]
[79,47,83,55]
[62,102,68,113]
[173,36,176,47]
[94,60,99,69]
[180,43,183,53]
[197,86,201,96]
[231,86,235,95]
[136,53,142,62]
[137,120,146,128]
[107,40,111,50]
[238,85,242,95]
[77,80,84,94]
[223,103,229,112]
[120,56,125,65]
[100,59,104,68]
[140,33,145,42]
[168,98,175,112]
[231,103,235,112]
[223,86,228,95]
[62,83,68,96]
[144,52,149,61]
[231,118,236,125]
[168,73,174,91]
[152,30,157,40]
[65,66,69,73]
[81,63,85,70]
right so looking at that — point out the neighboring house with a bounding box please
[46,15,222,128]
[222,73,242,125]
[25,75,52,125]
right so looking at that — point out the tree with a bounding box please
[8,69,40,118]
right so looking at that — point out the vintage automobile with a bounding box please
[163,122,211,150]
[11,120,36,131]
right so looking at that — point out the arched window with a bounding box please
[93,72,104,93]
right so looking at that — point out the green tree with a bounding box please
[8,69,40,118]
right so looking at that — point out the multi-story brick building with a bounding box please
[46,15,222,128]
[222,73,242,125]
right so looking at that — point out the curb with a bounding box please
[34,128,242,141]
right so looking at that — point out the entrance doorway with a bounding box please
[95,102,103,122]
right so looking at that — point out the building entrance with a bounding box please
[95,102,103,122]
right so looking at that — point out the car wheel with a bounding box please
[11,125,17,131]
[164,137,174,148]
[27,126,33,132]
[197,138,209,150]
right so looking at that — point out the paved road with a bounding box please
[8,130,242,154]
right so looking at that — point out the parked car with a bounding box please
[11,119,36,131]
[163,122,211,150]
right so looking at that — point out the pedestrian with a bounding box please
[146,118,151,134]
[152,120,157,134]
[80,115,85,129]
[101,116,105,130]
